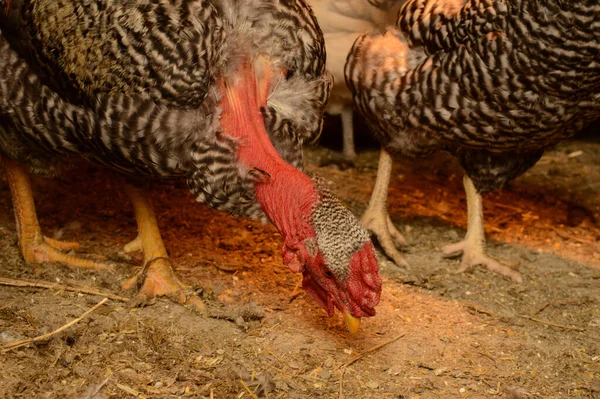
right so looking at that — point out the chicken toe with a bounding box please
[26,238,111,269]
[123,257,206,312]
[123,236,143,253]
[361,148,408,268]
[362,209,408,268]
[442,239,522,283]
[124,184,205,312]
[443,175,522,283]
[4,156,111,270]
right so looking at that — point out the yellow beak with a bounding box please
[343,312,361,335]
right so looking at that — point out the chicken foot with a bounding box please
[121,184,205,311]
[442,175,522,283]
[361,148,408,268]
[3,156,111,270]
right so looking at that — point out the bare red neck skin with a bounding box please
[218,61,317,243]
[218,63,383,319]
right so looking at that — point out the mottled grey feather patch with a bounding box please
[263,73,332,169]
[311,184,371,281]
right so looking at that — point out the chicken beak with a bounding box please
[343,312,361,335]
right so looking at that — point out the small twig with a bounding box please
[239,379,259,399]
[288,278,304,304]
[339,367,346,399]
[551,227,595,245]
[0,276,129,302]
[491,202,524,213]
[464,304,497,317]
[487,226,505,234]
[288,292,302,304]
[477,351,498,364]
[291,278,302,296]
[2,298,109,352]
[210,388,215,399]
[116,382,148,399]
[531,298,588,316]
[339,333,406,370]
[520,315,584,331]
[531,302,551,316]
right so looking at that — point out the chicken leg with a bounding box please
[361,148,408,267]
[442,175,522,283]
[3,156,110,269]
[121,184,205,311]
[341,107,357,161]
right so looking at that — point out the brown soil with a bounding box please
[0,123,599,398]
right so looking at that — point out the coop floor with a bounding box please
[0,136,599,398]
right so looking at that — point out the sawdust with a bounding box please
[0,120,599,398]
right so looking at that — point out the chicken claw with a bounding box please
[4,156,112,270]
[123,257,206,312]
[123,184,205,312]
[442,240,522,283]
[361,148,409,268]
[362,209,408,268]
[26,236,111,270]
[442,176,522,283]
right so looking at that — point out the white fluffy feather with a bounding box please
[307,0,405,157]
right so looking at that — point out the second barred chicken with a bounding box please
[346,0,600,282]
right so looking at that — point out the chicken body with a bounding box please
[0,0,382,329]
[346,0,600,281]
[308,0,401,160]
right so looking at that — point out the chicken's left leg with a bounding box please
[122,184,205,311]
[442,175,522,283]
[341,107,357,161]
[361,148,408,268]
[3,156,110,269]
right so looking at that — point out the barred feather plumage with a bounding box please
[347,0,600,192]
[0,0,331,217]
[0,0,385,322]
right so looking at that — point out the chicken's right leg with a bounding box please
[3,156,110,269]
[361,148,408,268]
[121,184,205,312]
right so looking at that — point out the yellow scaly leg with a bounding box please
[3,156,110,270]
[121,184,205,311]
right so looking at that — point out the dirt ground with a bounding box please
[0,118,599,398]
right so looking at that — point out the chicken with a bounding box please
[345,0,600,282]
[0,0,382,332]
[307,0,401,161]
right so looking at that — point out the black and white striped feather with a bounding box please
[346,0,600,192]
[0,0,332,218]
